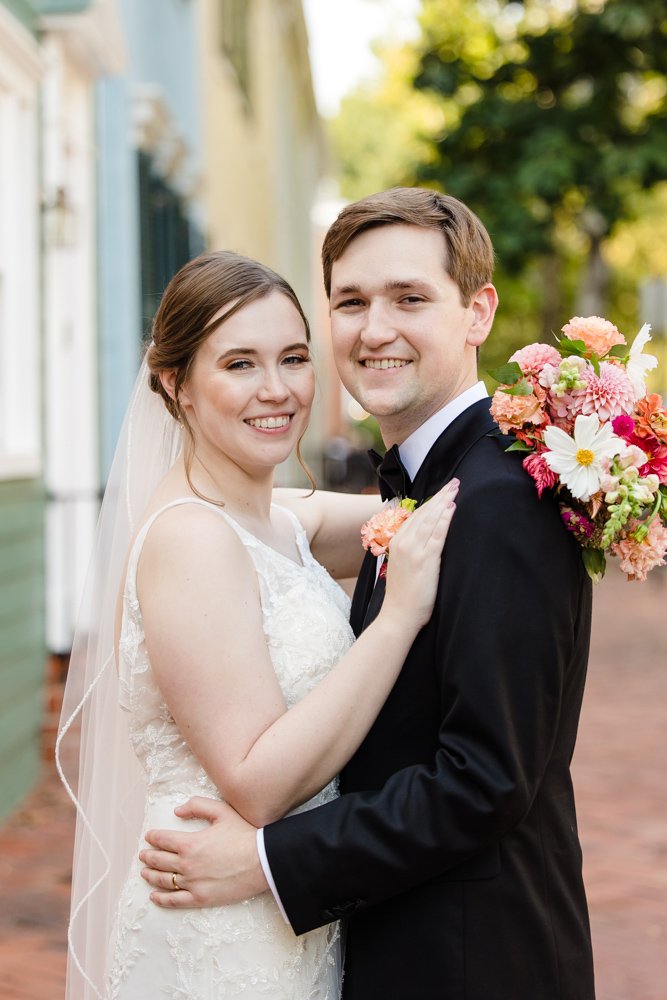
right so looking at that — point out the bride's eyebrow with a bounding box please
[216,342,309,362]
[217,347,259,360]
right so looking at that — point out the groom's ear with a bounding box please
[466,284,499,349]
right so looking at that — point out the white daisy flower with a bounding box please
[542,413,625,501]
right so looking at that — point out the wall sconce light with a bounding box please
[42,186,77,249]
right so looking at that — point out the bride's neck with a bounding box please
[184,448,274,525]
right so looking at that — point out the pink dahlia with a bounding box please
[611,517,667,582]
[562,315,626,356]
[490,389,544,434]
[578,362,636,422]
[510,342,562,375]
[523,452,558,498]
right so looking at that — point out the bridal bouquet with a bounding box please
[490,315,667,582]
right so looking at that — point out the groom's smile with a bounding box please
[361,358,411,369]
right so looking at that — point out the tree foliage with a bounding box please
[415,0,667,287]
[328,43,443,201]
[329,0,667,359]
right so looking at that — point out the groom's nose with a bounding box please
[360,300,398,348]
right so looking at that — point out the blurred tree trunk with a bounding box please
[576,236,609,317]
[539,254,562,338]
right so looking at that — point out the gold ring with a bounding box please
[172,872,180,891]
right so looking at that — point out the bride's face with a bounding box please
[178,290,315,473]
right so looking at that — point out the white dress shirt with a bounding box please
[257,380,489,922]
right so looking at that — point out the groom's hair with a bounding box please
[321,187,495,307]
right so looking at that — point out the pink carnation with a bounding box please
[611,517,667,582]
[360,505,411,557]
[562,315,626,356]
[510,343,562,375]
[523,452,558,498]
[577,362,636,422]
[490,389,544,434]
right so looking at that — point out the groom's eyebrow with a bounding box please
[332,278,433,295]
[385,279,433,292]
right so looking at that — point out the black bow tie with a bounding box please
[369,445,412,501]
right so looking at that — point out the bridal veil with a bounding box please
[55,355,182,998]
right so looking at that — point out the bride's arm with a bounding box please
[272,487,383,579]
[138,486,456,828]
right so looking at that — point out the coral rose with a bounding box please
[562,315,626,356]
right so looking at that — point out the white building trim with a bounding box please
[39,0,126,77]
[0,9,43,481]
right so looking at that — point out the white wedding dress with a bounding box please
[106,498,354,999]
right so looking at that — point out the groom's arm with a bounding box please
[141,462,590,924]
[262,465,591,933]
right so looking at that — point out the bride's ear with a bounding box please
[159,369,190,406]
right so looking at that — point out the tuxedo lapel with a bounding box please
[352,398,498,634]
[410,397,497,502]
[349,550,379,637]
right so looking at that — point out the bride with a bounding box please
[56,250,458,999]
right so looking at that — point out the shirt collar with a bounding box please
[398,381,489,482]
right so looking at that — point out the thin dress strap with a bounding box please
[271,502,312,564]
[124,497,233,603]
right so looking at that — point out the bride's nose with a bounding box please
[256,367,290,402]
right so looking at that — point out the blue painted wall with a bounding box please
[96,0,203,475]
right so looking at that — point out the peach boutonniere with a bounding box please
[361,498,418,577]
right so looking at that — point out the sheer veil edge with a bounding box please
[55,357,182,999]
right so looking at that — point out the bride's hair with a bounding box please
[145,250,315,492]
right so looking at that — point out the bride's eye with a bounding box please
[226,359,253,370]
[282,354,310,366]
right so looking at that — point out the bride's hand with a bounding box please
[382,479,459,631]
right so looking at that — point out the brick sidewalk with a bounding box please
[0,565,665,999]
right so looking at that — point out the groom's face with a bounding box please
[328,224,492,445]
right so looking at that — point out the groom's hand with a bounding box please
[139,797,268,908]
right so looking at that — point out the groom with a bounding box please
[141,188,595,999]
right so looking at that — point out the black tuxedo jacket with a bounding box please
[264,399,595,1000]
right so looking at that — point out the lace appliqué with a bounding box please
[107,500,352,998]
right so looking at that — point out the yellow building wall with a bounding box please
[198,0,327,480]
[198,0,324,313]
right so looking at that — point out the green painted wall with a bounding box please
[1,0,37,32]
[0,479,45,822]
[1,0,93,35]
[33,0,91,13]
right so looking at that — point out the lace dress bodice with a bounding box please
[107,498,355,999]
